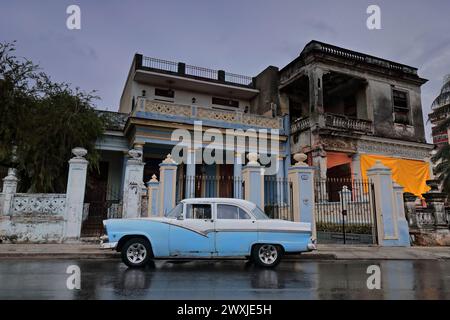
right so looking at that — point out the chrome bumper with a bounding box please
[100,240,118,249]
[307,243,317,251]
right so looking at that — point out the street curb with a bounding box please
[0,253,338,260]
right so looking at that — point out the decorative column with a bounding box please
[233,152,243,199]
[2,168,18,216]
[146,175,159,217]
[288,153,316,237]
[159,154,177,216]
[367,161,410,247]
[122,148,146,219]
[242,153,265,209]
[64,148,89,241]
[185,148,196,199]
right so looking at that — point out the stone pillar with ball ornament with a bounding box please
[146,174,159,217]
[64,147,89,241]
[242,153,265,209]
[288,153,316,237]
[122,148,146,219]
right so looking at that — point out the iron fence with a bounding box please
[82,184,122,237]
[264,176,293,221]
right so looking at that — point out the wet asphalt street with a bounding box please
[0,259,449,299]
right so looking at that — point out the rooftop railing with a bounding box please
[136,55,254,88]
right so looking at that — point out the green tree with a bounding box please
[0,41,108,192]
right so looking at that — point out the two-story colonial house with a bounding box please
[82,41,434,236]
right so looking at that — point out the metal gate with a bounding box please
[81,185,122,237]
[264,176,293,221]
[314,178,378,244]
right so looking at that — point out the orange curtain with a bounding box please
[360,154,431,198]
[327,152,352,169]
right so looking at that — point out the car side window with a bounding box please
[217,205,252,220]
[217,205,238,219]
[238,208,251,220]
[185,204,212,219]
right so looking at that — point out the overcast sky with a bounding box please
[1,0,449,142]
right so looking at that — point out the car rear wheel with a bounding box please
[121,238,152,268]
[252,244,282,268]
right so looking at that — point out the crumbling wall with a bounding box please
[0,193,66,243]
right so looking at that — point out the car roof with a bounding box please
[181,198,257,211]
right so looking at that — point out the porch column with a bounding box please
[276,155,286,203]
[64,148,88,241]
[2,168,18,216]
[242,153,265,209]
[233,152,243,199]
[367,161,410,247]
[309,67,324,115]
[185,148,196,199]
[122,148,146,219]
[159,154,178,216]
[288,153,316,237]
[312,146,327,180]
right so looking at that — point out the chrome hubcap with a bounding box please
[258,245,278,264]
[126,243,147,264]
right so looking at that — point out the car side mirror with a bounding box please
[177,214,184,220]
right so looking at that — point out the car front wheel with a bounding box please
[252,244,282,268]
[121,238,152,268]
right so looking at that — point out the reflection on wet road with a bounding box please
[0,259,449,299]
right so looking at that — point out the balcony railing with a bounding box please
[137,55,254,88]
[325,113,373,133]
[290,113,373,134]
[133,97,284,130]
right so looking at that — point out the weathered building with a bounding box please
[279,41,433,192]
[429,75,450,146]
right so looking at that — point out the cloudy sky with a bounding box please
[1,0,449,141]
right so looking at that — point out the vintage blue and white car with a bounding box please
[102,198,316,268]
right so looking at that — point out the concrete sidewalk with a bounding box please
[0,243,449,260]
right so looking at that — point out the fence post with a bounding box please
[403,192,418,228]
[122,148,146,219]
[2,168,18,216]
[159,154,177,216]
[146,175,159,217]
[64,148,88,241]
[288,153,316,238]
[393,182,411,246]
[367,161,410,247]
[242,153,265,209]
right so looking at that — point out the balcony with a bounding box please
[132,97,284,131]
[290,113,373,135]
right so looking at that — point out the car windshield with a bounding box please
[251,206,270,220]
[165,203,183,218]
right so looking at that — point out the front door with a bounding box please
[169,203,215,257]
[214,203,257,256]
